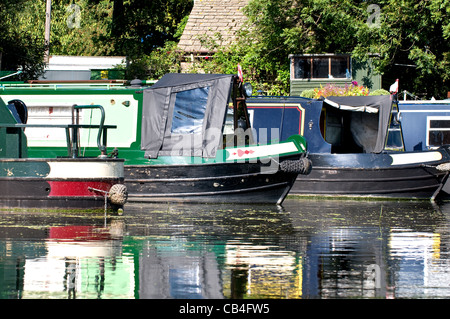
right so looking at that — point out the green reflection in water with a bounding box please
[0,199,449,299]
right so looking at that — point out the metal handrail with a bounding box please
[1,103,114,158]
[73,104,107,157]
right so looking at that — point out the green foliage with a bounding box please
[0,0,47,79]
[125,41,184,80]
[174,15,190,40]
[54,0,116,56]
[300,89,316,99]
[107,0,193,57]
[4,0,117,56]
[0,0,193,80]
[2,0,448,98]
[369,89,390,96]
[351,0,449,99]
[194,0,449,99]
[185,27,291,96]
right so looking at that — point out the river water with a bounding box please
[1,198,450,300]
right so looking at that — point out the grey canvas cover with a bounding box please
[141,73,234,158]
[323,95,392,153]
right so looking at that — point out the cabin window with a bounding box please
[292,55,351,79]
[427,117,450,147]
[171,86,209,134]
[384,102,405,151]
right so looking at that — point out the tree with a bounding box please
[110,0,193,57]
[186,0,368,95]
[353,0,449,99]
[194,0,449,99]
[0,0,193,80]
[0,0,47,79]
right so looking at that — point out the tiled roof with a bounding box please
[178,0,249,53]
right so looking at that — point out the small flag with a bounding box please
[237,64,243,83]
[389,79,399,93]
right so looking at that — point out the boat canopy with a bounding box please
[141,73,234,158]
[323,95,392,153]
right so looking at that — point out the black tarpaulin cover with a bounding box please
[323,95,392,153]
[141,73,234,158]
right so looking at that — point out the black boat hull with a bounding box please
[0,196,113,210]
[0,158,125,210]
[290,150,450,199]
[124,156,307,205]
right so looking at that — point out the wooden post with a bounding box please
[44,0,51,63]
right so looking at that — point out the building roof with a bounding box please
[45,55,127,71]
[178,0,249,54]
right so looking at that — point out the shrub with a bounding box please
[369,89,390,95]
[300,89,316,98]
[313,82,370,98]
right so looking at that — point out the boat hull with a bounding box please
[124,155,306,205]
[290,150,450,199]
[0,158,125,209]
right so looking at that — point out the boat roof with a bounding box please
[149,73,233,89]
[324,95,392,114]
[141,73,235,159]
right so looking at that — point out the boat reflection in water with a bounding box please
[2,199,450,299]
[4,219,129,299]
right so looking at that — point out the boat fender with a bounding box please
[108,184,128,206]
[280,158,312,175]
[436,163,450,172]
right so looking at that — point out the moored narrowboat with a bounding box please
[247,92,450,200]
[1,74,311,205]
[0,102,127,210]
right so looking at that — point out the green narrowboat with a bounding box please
[0,100,127,210]
[0,74,311,205]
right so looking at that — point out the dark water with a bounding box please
[1,198,450,299]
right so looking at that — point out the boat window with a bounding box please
[171,86,209,134]
[385,130,404,149]
[384,101,405,151]
[427,117,450,147]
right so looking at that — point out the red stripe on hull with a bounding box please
[49,226,112,241]
[47,181,116,197]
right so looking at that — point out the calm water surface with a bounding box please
[1,198,450,299]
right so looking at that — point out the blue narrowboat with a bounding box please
[246,94,450,200]
[398,100,450,152]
